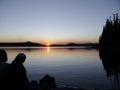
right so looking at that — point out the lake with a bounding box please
[1,47,120,89]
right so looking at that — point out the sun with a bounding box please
[47,43,50,46]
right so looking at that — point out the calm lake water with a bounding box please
[1,47,120,89]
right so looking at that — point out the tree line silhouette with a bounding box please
[99,13,120,86]
[99,13,120,48]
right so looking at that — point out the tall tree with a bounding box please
[99,13,120,48]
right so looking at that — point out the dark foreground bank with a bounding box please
[28,75,120,90]
[29,82,120,90]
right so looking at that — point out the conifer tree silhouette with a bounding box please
[99,13,120,48]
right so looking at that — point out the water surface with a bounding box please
[1,47,120,89]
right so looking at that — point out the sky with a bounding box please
[0,0,120,44]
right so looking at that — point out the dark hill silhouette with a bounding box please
[50,43,98,48]
[0,41,98,48]
[0,41,43,47]
[66,43,98,47]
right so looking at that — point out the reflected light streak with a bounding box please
[47,47,50,53]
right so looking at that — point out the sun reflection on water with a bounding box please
[47,46,50,53]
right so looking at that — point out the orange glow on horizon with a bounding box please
[47,43,50,46]
[0,37,99,45]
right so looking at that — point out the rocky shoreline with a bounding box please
[29,81,97,90]
[28,75,119,90]
[29,82,119,90]
[28,75,97,90]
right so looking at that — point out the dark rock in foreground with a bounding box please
[28,75,119,90]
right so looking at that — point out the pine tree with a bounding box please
[99,13,120,48]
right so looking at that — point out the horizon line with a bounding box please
[0,41,99,46]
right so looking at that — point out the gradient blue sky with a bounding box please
[0,0,120,44]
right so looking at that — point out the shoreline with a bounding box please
[29,81,97,90]
[29,80,120,90]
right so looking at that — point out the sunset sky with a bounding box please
[0,0,120,44]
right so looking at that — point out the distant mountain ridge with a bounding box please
[51,43,99,48]
[0,41,98,48]
[0,41,43,47]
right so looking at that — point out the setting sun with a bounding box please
[47,43,50,46]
